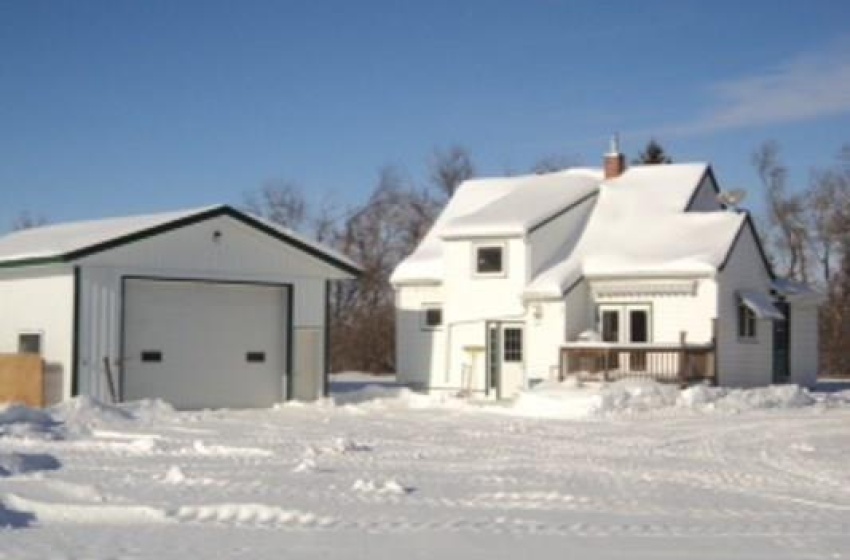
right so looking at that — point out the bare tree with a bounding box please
[429,145,475,200]
[244,165,443,373]
[807,145,850,376]
[531,153,579,174]
[330,167,440,372]
[243,181,307,232]
[752,141,810,282]
[12,211,48,231]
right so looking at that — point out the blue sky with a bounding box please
[2,0,850,228]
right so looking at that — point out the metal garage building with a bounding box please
[0,205,360,408]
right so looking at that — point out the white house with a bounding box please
[391,143,821,398]
[0,205,360,408]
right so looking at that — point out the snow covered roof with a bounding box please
[0,205,361,275]
[439,169,601,239]
[771,278,825,304]
[739,290,786,320]
[391,169,603,284]
[525,163,743,298]
[391,162,754,291]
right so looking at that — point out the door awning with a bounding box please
[738,290,785,320]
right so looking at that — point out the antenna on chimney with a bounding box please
[608,133,621,155]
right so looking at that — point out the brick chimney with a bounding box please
[603,134,626,179]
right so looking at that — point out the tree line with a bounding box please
[12,139,848,376]
[752,141,850,377]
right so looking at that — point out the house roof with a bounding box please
[439,169,602,239]
[525,163,744,298]
[739,290,786,320]
[392,158,754,293]
[0,205,361,276]
[390,168,603,284]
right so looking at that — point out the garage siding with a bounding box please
[0,266,75,404]
[75,216,336,404]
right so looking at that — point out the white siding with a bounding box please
[789,303,819,387]
[527,195,596,279]
[564,280,592,340]
[591,279,717,344]
[686,174,722,212]
[395,284,445,389]
[75,215,332,402]
[441,238,526,392]
[78,215,350,280]
[0,266,75,404]
[716,224,774,387]
[525,300,565,382]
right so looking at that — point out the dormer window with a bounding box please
[475,244,504,276]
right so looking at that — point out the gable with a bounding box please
[685,168,723,212]
[78,213,355,279]
[718,215,775,280]
[0,206,359,278]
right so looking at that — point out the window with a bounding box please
[503,328,523,362]
[475,245,504,275]
[422,306,442,329]
[601,310,619,342]
[629,310,648,343]
[18,332,42,355]
[738,303,757,339]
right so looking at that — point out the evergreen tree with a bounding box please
[635,139,672,164]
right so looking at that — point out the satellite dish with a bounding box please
[717,189,747,209]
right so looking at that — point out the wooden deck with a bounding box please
[559,340,717,386]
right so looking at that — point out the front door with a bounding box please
[773,301,790,383]
[486,323,525,399]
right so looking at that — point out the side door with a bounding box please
[486,322,525,399]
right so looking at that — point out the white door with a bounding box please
[123,279,286,409]
[488,323,524,399]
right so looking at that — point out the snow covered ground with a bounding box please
[1,376,850,559]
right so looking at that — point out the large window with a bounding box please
[503,328,523,362]
[738,303,757,339]
[475,245,504,275]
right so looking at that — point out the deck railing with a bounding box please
[559,336,716,386]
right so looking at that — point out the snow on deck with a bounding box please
[1,379,849,559]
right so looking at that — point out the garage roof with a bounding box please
[0,205,361,276]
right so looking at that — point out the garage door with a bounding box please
[122,279,287,409]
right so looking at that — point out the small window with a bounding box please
[18,333,42,355]
[738,303,757,339]
[475,245,504,275]
[422,306,443,329]
[503,328,523,362]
